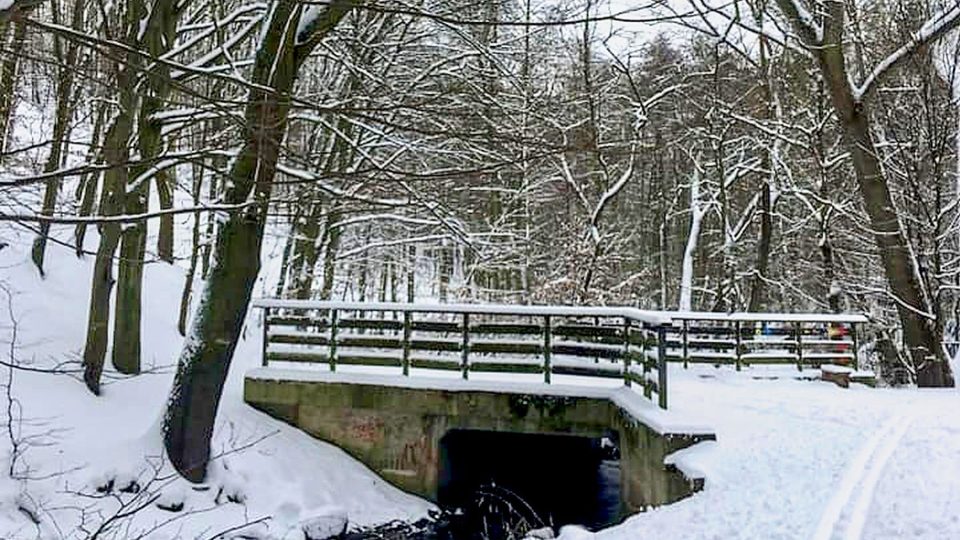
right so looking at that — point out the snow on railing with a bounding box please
[252,300,870,410]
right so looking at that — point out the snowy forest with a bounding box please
[1,0,960,538]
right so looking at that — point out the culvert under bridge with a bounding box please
[244,370,716,524]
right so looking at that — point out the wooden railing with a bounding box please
[252,300,869,410]
[253,300,672,408]
[667,312,867,371]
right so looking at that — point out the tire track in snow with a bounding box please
[811,411,915,540]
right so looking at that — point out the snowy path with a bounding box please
[577,368,960,540]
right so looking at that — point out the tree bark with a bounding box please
[112,0,180,375]
[163,0,361,482]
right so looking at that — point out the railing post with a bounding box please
[402,311,412,376]
[658,325,668,409]
[461,313,470,380]
[682,319,689,369]
[329,308,339,372]
[734,320,743,371]
[594,316,600,363]
[794,322,803,371]
[543,315,552,384]
[623,317,632,388]
[851,322,860,371]
[261,307,270,367]
[642,324,652,399]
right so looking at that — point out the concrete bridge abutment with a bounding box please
[244,369,714,517]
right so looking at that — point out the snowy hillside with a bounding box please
[0,227,430,539]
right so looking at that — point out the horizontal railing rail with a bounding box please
[252,300,870,410]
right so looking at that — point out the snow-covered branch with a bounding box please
[0,203,258,225]
[777,0,823,44]
[854,3,960,102]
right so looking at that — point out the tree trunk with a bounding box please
[407,244,416,302]
[178,160,205,337]
[0,19,26,152]
[81,115,131,394]
[319,206,342,301]
[844,109,950,386]
[156,168,175,263]
[748,181,773,312]
[679,169,704,311]
[163,0,361,482]
[291,198,324,300]
[113,0,180,374]
[74,104,106,257]
[774,0,954,386]
[748,21,774,313]
[31,0,82,275]
[82,0,150,391]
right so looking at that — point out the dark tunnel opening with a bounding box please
[438,429,621,534]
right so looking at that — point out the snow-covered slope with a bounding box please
[0,226,430,539]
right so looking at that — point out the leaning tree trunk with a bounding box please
[844,109,950,386]
[775,0,954,387]
[163,0,362,482]
[819,53,950,386]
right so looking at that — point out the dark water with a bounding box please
[438,429,621,532]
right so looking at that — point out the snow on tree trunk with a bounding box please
[163,0,362,482]
[679,169,704,312]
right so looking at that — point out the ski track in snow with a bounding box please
[841,412,915,540]
[812,411,916,540]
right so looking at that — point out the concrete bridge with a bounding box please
[244,300,866,519]
[245,370,714,515]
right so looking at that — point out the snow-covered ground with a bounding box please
[568,368,960,540]
[2,225,960,539]
[0,227,430,539]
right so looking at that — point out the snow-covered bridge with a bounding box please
[249,300,868,409]
[243,301,867,519]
